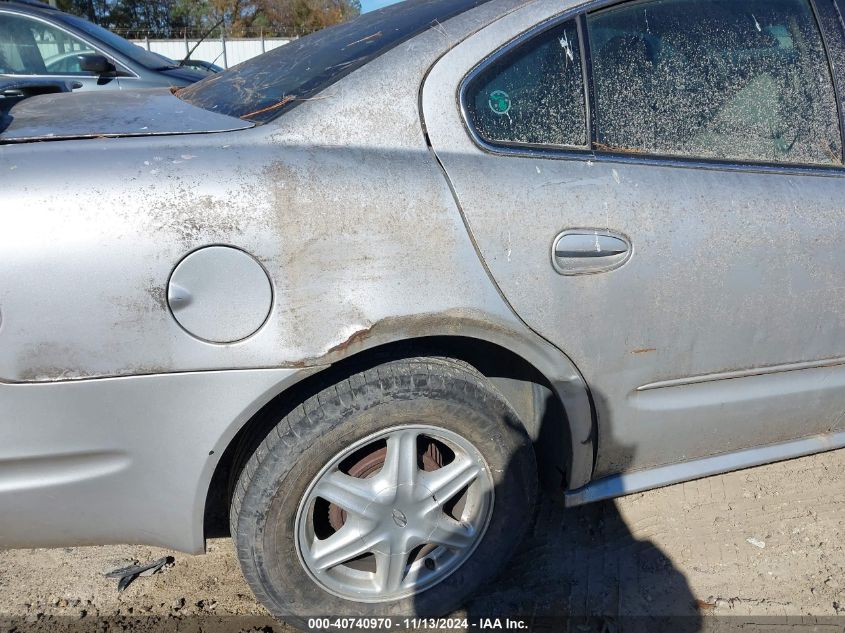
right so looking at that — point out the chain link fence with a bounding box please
[115,27,306,40]
[130,32,294,69]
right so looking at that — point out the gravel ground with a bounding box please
[0,448,843,632]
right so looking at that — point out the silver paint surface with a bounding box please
[0,0,842,552]
[167,246,273,343]
[0,0,590,551]
[1,88,252,142]
[0,368,306,552]
[422,0,845,476]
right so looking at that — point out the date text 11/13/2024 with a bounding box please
[307,617,529,630]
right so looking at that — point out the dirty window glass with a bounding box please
[588,0,842,165]
[465,20,587,147]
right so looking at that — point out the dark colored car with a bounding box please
[180,58,223,74]
[0,0,205,92]
[0,74,69,114]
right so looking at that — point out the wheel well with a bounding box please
[203,336,574,539]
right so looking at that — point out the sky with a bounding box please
[360,0,403,12]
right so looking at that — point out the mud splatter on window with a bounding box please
[588,0,842,165]
[465,20,587,148]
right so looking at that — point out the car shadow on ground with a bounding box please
[458,386,702,633]
[464,493,702,633]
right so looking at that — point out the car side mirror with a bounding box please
[77,53,115,75]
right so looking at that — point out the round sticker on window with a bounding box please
[488,90,511,116]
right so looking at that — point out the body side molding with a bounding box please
[564,429,845,506]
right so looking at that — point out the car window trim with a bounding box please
[459,11,591,153]
[578,12,598,153]
[458,0,845,176]
[0,9,138,79]
[812,0,845,161]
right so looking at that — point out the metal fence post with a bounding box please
[144,35,150,51]
[261,28,266,54]
[221,29,228,69]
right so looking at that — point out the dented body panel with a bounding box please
[0,1,516,384]
[0,0,594,550]
[0,0,843,552]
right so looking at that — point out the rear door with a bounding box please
[423,0,845,477]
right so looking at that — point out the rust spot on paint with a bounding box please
[326,327,373,355]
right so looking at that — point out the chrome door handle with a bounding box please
[552,230,631,275]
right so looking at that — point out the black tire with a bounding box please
[231,356,537,627]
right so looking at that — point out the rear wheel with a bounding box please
[230,357,537,626]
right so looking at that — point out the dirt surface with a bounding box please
[0,449,843,632]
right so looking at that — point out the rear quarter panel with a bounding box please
[0,0,595,551]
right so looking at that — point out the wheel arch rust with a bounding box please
[202,313,595,545]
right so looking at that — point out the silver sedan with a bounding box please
[1,0,844,624]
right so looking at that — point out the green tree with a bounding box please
[263,0,362,35]
[57,0,361,38]
[170,0,362,36]
[108,0,181,37]
[56,0,109,25]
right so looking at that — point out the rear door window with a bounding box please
[464,20,587,148]
[587,0,842,165]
